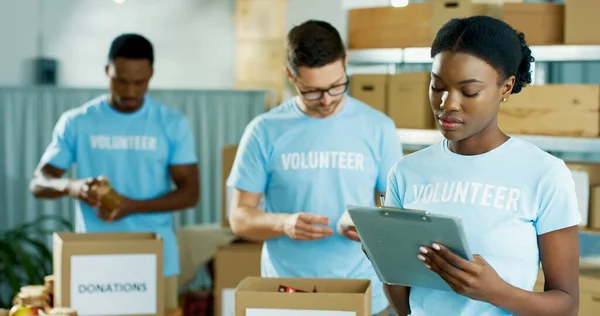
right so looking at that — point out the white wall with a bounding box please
[0,0,40,87]
[286,0,347,44]
[0,0,382,89]
[0,0,236,89]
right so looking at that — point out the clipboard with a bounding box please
[347,204,473,292]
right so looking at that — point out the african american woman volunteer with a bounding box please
[383,16,580,316]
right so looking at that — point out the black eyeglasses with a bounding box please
[296,76,350,101]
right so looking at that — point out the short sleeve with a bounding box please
[535,160,582,235]
[384,162,404,208]
[168,115,198,165]
[226,119,268,193]
[40,112,77,170]
[377,119,403,192]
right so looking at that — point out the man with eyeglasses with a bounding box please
[226,20,402,316]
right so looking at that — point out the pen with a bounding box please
[379,194,385,207]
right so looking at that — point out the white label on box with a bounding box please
[246,309,356,316]
[70,254,157,315]
[221,288,235,316]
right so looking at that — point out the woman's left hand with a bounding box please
[419,243,509,302]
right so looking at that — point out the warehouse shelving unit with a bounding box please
[348,45,600,84]
[349,45,600,64]
[348,45,600,158]
[396,128,600,155]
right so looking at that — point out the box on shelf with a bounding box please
[350,74,388,113]
[53,232,164,316]
[565,162,600,229]
[573,162,600,230]
[430,0,502,41]
[502,3,564,45]
[214,242,262,316]
[222,145,238,228]
[499,85,600,138]
[589,185,600,230]
[348,3,432,49]
[565,0,600,45]
[387,72,435,129]
[235,277,372,316]
[567,163,600,186]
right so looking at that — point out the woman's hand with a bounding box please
[418,243,509,302]
[340,226,361,242]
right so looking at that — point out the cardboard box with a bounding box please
[565,0,600,45]
[499,85,600,137]
[387,72,435,129]
[222,145,238,228]
[579,269,600,316]
[348,4,432,49]
[566,163,600,186]
[350,75,388,113]
[430,0,502,41]
[503,3,564,45]
[235,277,371,316]
[214,242,262,316]
[567,163,600,229]
[588,186,600,230]
[53,232,164,316]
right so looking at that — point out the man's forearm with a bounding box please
[384,285,411,316]
[491,284,578,316]
[30,174,72,199]
[130,187,199,214]
[230,206,288,241]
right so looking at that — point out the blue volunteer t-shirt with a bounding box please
[40,94,198,277]
[385,137,581,316]
[227,96,403,314]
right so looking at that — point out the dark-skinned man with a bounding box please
[29,33,199,310]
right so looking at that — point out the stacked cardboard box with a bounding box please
[348,0,600,48]
[350,72,435,130]
[348,1,505,49]
[503,3,564,45]
[351,76,600,138]
[565,0,600,45]
[499,85,600,138]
